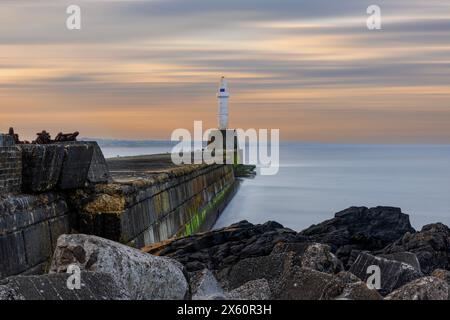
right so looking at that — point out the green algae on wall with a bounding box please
[182,179,236,237]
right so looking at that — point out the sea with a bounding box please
[100,142,450,232]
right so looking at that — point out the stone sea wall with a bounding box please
[0,135,21,193]
[0,193,70,279]
[0,135,237,279]
[72,164,236,248]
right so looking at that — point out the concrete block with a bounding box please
[0,231,27,279]
[23,221,52,267]
[0,134,14,147]
[349,252,422,294]
[20,144,65,192]
[87,142,111,183]
[0,272,129,300]
[49,215,71,250]
[58,144,93,189]
[0,146,22,193]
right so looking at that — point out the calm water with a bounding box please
[101,142,450,231]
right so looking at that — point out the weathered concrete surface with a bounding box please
[50,234,189,300]
[58,143,94,189]
[0,193,70,279]
[0,272,129,300]
[72,155,237,247]
[349,252,422,294]
[0,134,21,193]
[378,252,421,272]
[61,141,110,184]
[20,144,65,193]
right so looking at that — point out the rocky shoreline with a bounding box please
[2,206,450,300]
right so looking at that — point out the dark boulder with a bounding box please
[321,271,382,300]
[381,223,450,274]
[299,206,415,266]
[144,221,301,273]
[275,266,334,300]
[431,269,450,299]
[217,252,296,291]
[385,276,448,300]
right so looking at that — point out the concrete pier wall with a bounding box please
[0,193,70,279]
[0,139,237,279]
[73,163,236,248]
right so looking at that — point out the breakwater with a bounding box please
[0,134,237,279]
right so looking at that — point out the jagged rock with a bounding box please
[382,223,450,274]
[58,144,94,189]
[275,266,334,300]
[337,283,382,300]
[299,206,415,266]
[431,269,450,299]
[0,272,129,300]
[385,277,448,300]
[320,271,382,300]
[190,269,225,300]
[50,234,188,300]
[217,252,296,291]
[378,252,421,272]
[270,242,311,255]
[227,279,271,300]
[20,144,65,192]
[349,252,421,294]
[144,221,300,273]
[300,243,343,274]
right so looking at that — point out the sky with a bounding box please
[1,0,450,143]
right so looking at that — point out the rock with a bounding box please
[144,221,300,273]
[227,279,271,300]
[431,269,450,299]
[20,144,65,192]
[58,144,94,189]
[336,282,383,300]
[275,266,334,300]
[299,206,415,267]
[217,252,296,291]
[300,243,343,274]
[0,272,129,300]
[382,223,450,274]
[50,234,188,300]
[190,269,225,300]
[320,271,382,300]
[385,276,448,300]
[349,252,422,294]
[378,252,421,272]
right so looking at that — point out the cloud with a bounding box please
[1,0,450,142]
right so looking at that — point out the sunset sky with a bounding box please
[1,0,450,142]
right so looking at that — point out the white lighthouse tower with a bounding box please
[207,76,241,164]
[217,76,229,130]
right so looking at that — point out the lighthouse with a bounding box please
[217,76,229,130]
